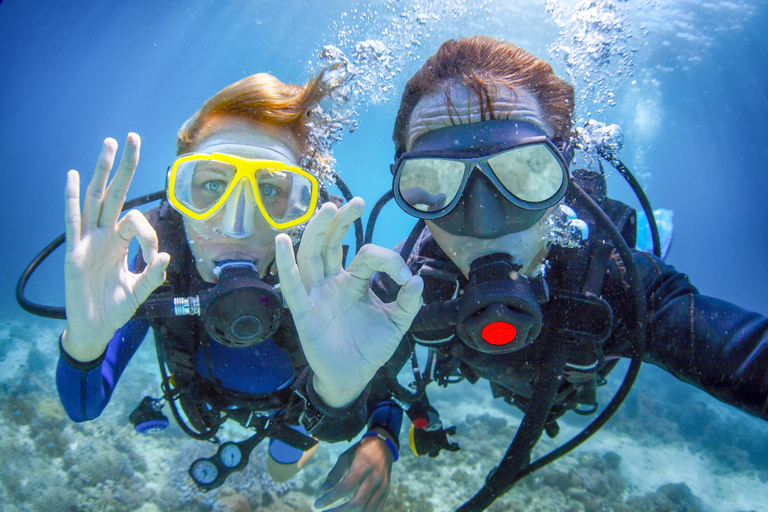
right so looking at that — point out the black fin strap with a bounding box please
[457,350,567,512]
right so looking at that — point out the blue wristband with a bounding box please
[362,431,399,462]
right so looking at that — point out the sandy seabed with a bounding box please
[1,318,766,512]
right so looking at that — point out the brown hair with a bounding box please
[393,36,575,153]
[177,72,327,156]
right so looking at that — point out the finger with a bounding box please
[275,233,310,317]
[324,476,382,512]
[315,448,357,508]
[82,138,117,229]
[320,446,355,492]
[117,210,159,261]
[373,489,389,512]
[100,133,140,227]
[388,275,424,334]
[133,251,170,304]
[322,197,364,275]
[296,202,337,287]
[346,244,414,285]
[64,170,82,253]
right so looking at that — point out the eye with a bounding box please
[260,183,278,198]
[204,180,227,194]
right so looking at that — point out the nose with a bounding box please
[432,166,549,238]
[455,167,512,238]
[220,179,255,238]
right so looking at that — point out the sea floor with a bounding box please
[1,318,766,512]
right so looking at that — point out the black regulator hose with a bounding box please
[497,181,649,485]
[455,181,648,512]
[365,190,394,245]
[16,190,166,320]
[597,148,661,258]
[329,171,364,254]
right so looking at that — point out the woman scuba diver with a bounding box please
[53,70,423,510]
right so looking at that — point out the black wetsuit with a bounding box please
[57,202,400,444]
[372,224,768,423]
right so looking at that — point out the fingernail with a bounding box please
[399,267,412,282]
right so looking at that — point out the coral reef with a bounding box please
[1,319,766,512]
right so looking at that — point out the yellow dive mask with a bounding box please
[166,152,319,231]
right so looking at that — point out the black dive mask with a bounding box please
[411,253,548,354]
[392,120,572,239]
[136,261,283,347]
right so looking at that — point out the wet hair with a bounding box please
[393,36,575,153]
[176,72,327,156]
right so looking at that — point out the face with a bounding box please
[404,82,561,277]
[180,118,304,282]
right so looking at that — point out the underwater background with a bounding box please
[1,0,767,511]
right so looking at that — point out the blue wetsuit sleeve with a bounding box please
[56,318,150,422]
[631,251,768,420]
[368,401,404,449]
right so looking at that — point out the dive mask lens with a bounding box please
[167,153,319,230]
[486,144,565,203]
[254,167,314,226]
[171,158,236,215]
[394,143,567,219]
[397,158,464,214]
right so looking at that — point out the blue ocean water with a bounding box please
[1,1,767,511]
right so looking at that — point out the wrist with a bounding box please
[59,332,107,371]
[61,328,111,363]
[311,373,365,409]
[362,430,399,462]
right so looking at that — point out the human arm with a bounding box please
[314,402,403,512]
[611,251,768,420]
[62,133,169,362]
[274,199,424,408]
[56,317,149,421]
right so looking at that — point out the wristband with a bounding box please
[362,431,399,462]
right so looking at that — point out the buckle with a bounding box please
[294,387,325,434]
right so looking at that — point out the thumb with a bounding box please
[134,252,170,303]
[389,275,424,333]
[321,446,355,491]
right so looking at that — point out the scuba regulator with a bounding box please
[411,253,548,354]
[16,171,364,492]
[135,260,283,348]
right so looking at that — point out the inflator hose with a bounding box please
[454,181,648,511]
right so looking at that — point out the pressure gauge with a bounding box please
[190,459,218,485]
[220,443,242,468]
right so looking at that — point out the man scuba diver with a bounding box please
[45,70,423,510]
[367,36,768,511]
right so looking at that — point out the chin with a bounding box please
[428,220,550,277]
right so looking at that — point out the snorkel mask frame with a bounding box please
[166,152,320,231]
[391,120,573,220]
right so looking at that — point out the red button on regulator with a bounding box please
[481,322,517,345]
[412,417,429,429]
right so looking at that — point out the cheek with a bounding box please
[183,221,215,256]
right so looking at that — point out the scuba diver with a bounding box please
[364,36,768,511]
[41,71,423,509]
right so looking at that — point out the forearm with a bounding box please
[635,252,768,420]
[56,319,150,422]
[647,292,768,419]
[367,401,403,451]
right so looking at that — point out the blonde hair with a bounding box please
[177,72,327,156]
[393,36,575,153]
